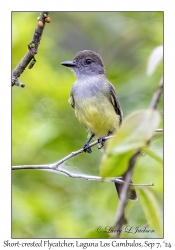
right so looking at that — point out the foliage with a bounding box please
[100,110,161,177]
[12,11,163,238]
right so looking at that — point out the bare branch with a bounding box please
[155,128,163,133]
[12,12,49,87]
[53,135,113,168]
[11,126,161,194]
[12,126,163,175]
[12,77,25,88]
[12,135,111,169]
[12,134,154,187]
[113,150,141,237]
[149,77,163,110]
[12,162,153,187]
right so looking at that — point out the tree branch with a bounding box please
[12,11,49,87]
[113,150,141,236]
[12,163,153,187]
[149,77,163,110]
[12,135,153,187]
[12,127,163,173]
[113,79,163,238]
[12,124,162,199]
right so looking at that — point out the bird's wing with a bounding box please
[69,92,75,109]
[109,83,123,125]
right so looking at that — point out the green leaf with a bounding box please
[147,45,163,76]
[138,188,163,237]
[142,146,163,164]
[101,149,135,178]
[100,110,160,177]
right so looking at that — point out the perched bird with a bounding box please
[61,50,137,200]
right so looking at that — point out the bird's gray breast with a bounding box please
[71,76,108,102]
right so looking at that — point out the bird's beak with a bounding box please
[61,61,76,67]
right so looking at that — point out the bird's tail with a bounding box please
[114,177,137,201]
[102,141,137,201]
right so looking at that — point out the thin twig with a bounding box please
[149,78,163,110]
[11,126,162,174]
[53,136,113,168]
[155,128,163,133]
[12,12,49,87]
[12,134,153,187]
[12,163,153,187]
[151,133,163,142]
[12,135,112,170]
[113,150,141,236]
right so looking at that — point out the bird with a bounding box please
[61,50,137,201]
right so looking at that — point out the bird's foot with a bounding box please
[83,142,92,154]
[97,136,106,149]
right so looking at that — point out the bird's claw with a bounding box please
[97,136,106,149]
[83,142,92,154]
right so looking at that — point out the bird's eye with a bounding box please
[86,59,92,64]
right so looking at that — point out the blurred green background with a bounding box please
[12,12,163,238]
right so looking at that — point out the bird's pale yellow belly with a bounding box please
[75,96,120,138]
